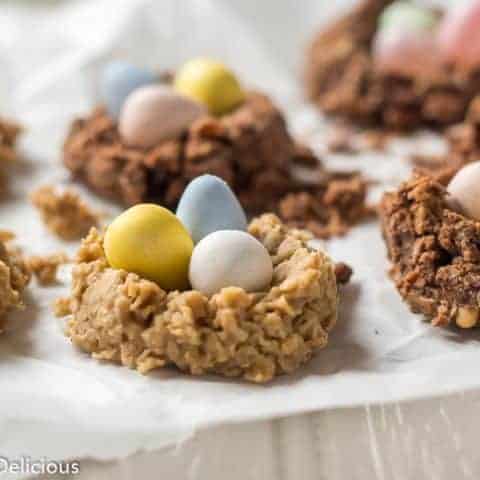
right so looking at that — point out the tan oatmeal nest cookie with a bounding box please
[0,239,31,331]
[304,0,480,130]
[0,117,22,194]
[56,214,338,383]
[30,185,99,241]
[380,173,480,328]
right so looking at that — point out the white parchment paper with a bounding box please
[0,0,477,465]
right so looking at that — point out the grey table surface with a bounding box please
[37,390,479,479]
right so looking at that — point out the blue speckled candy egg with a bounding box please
[176,175,247,244]
[100,61,156,120]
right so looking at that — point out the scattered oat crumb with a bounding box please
[26,252,69,286]
[53,297,71,317]
[30,185,99,241]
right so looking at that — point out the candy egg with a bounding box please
[189,230,273,296]
[437,1,480,69]
[373,1,439,76]
[118,85,207,148]
[100,61,156,120]
[104,204,193,291]
[378,1,437,32]
[173,58,245,116]
[373,28,439,77]
[176,175,247,244]
[447,162,480,221]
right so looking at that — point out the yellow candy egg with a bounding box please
[104,204,193,291]
[173,58,245,116]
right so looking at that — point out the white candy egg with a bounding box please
[447,161,480,221]
[189,230,273,295]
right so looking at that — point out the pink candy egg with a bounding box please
[119,85,207,148]
[373,28,439,77]
[437,0,480,69]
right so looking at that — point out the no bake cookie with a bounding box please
[56,214,339,383]
[63,64,371,239]
[0,118,22,192]
[410,95,480,182]
[304,0,480,130]
[0,239,31,332]
[379,173,480,327]
[443,95,480,175]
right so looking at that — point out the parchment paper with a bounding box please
[0,0,477,466]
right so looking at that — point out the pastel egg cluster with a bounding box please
[373,0,480,74]
[100,58,245,148]
[104,175,273,295]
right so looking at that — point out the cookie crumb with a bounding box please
[279,174,373,239]
[53,297,71,317]
[334,262,353,284]
[26,252,69,286]
[30,185,99,241]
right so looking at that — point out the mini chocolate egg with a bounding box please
[447,162,480,221]
[118,85,207,148]
[100,61,156,120]
[173,58,245,116]
[104,203,193,291]
[437,1,480,69]
[189,230,273,295]
[176,175,247,244]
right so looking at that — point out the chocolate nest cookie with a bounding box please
[56,214,339,383]
[444,95,480,173]
[63,91,371,239]
[380,173,480,328]
[304,0,480,130]
[0,118,21,163]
